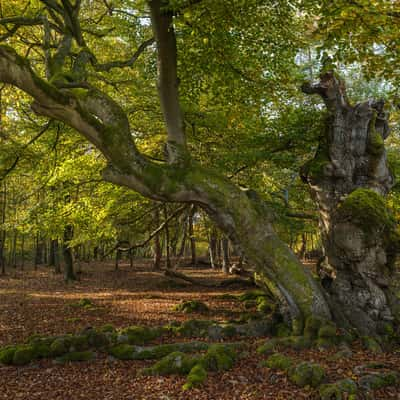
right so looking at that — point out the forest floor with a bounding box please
[0,260,399,400]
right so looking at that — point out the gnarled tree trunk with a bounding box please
[301,71,399,335]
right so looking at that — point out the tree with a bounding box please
[301,71,400,335]
[0,0,398,335]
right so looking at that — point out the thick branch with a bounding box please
[149,0,187,163]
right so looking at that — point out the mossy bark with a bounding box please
[302,72,399,335]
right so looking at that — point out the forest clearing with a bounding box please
[0,261,399,400]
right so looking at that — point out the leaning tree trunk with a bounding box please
[301,71,400,335]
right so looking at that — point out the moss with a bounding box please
[257,298,273,314]
[174,319,214,338]
[257,336,311,354]
[108,344,135,360]
[183,364,207,390]
[337,189,395,234]
[50,337,71,356]
[262,353,293,371]
[173,300,209,313]
[359,372,399,390]
[288,361,326,387]
[31,338,53,358]
[201,344,236,372]
[70,335,90,352]
[291,318,304,336]
[120,326,161,345]
[367,112,384,157]
[304,316,323,339]
[100,324,116,333]
[13,346,35,365]
[361,336,383,353]
[274,323,291,338]
[56,351,94,363]
[319,379,357,400]
[238,289,268,302]
[220,324,237,338]
[142,352,199,376]
[318,322,337,338]
[86,329,110,348]
[0,346,16,365]
[316,337,337,350]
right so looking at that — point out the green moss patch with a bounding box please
[288,361,326,387]
[319,378,357,400]
[120,326,162,345]
[183,364,207,390]
[262,353,293,371]
[200,344,236,372]
[142,351,199,376]
[358,371,399,390]
[173,300,209,313]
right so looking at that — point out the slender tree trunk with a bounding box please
[163,205,172,269]
[20,234,24,270]
[221,237,230,274]
[115,249,120,270]
[301,71,400,335]
[209,228,218,269]
[188,204,197,266]
[177,212,188,257]
[63,225,76,281]
[54,240,61,274]
[153,208,161,270]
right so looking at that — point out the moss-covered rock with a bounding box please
[288,361,326,387]
[257,336,311,354]
[174,319,214,338]
[358,371,399,390]
[13,346,35,366]
[50,337,71,356]
[99,324,116,333]
[257,338,280,354]
[173,300,209,313]
[0,346,16,365]
[183,364,207,390]
[201,344,236,372]
[316,337,337,350]
[56,351,95,363]
[262,353,293,371]
[86,329,110,348]
[142,351,199,376]
[319,378,357,400]
[120,326,161,345]
[70,335,90,352]
[108,344,135,360]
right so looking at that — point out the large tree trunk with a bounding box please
[301,71,399,335]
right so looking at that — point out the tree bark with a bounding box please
[209,227,218,269]
[188,204,197,266]
[301,71,399,335]
[152,208,162,270]
[63,225,76,281]
[221,237,230,274]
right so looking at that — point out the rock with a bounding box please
[304,316,323,339]
[183,364,207,390]
[108,344,135,360]
[12,346,35,366]
[288,361,326,387]
[358,371,399,390]
[0,346,16,365]
[141,352,199,376]
[319,378,357,400]
[201,344,236,372]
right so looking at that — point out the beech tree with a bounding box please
[0,0,398,335]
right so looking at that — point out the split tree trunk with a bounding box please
[301,71,399,335]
